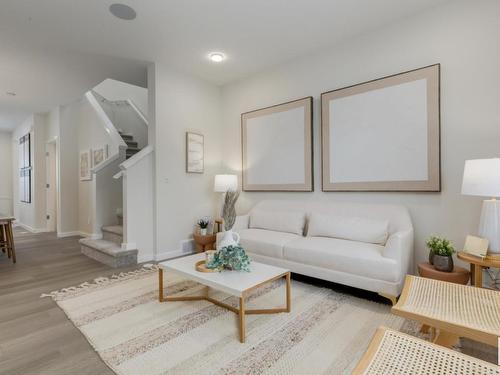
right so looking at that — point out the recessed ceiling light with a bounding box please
[109,3,137,20]
[209,52,226,63]
[6,92,16,96]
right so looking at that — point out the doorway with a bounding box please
[46,140,57,232]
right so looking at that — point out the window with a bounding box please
[19,133,31,203]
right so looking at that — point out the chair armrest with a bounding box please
[232,215,250,231]
[383,229,414,277]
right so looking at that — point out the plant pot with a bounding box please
[433,255,454,272]
[428,250,434,265]
[200,228,207,235]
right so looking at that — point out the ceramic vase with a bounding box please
[217,229,240,250]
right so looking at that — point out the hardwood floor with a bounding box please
[0,228,138,375]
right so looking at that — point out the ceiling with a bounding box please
[0,0,450,131]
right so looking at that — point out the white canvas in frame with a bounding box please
[186,132,204,173]
[80,149,92,181]
[321,64,440,191]
[242,97,313,191]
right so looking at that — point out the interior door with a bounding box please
[46,142,57,232]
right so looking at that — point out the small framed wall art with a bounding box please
[321,64,440,192]
[241,97,313,191]
[186,132,204,173]
[92,145,108,168]
[80,149,92,181]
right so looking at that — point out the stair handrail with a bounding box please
[85,91,127,150]
[126,99,148,126]
[119,145,154,172]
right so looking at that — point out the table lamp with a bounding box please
[461,158,500,254]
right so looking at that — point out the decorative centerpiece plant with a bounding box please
[426,235,455,272]
[206,245,251,272]
[197,218,210,236]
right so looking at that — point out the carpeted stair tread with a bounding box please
[102,225,123,236]
[79,238,137,257]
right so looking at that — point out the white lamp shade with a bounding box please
[461,158,500,198]
[214,174,238,192]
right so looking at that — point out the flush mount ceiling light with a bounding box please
[109,3,137,20]
[209,52,226,63]
[6,92,16,96]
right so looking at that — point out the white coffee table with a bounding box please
[158,253,291,343]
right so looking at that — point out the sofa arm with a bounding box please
[232,215,250,231]
[383,229,414,277]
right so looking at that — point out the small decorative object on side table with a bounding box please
[197,217,210,236]
[457,251,500,288]
[193,233,216,253]
[418,262,470,285]
[426,235,455,272]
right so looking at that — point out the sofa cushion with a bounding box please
[283,237,399,282]
[249,210,306,235]
[307,213,389,245]
[239,228,300,258]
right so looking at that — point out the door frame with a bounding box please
[45,137,60,233]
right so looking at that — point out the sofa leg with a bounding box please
[378,293,398,306]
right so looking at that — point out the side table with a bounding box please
[457,251,500,288]
[193,233,216,253]
[417,262,470,285]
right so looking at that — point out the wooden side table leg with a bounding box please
[239,295,246,343]
[420,324,431,334]
[473,264,483,288]
[158,269,164,302]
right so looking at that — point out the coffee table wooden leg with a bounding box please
[285,272,291,312]
[239,296,246,343]
[158,268,164,302]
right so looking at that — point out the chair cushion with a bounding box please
[250,210,306,235]
[238,228,300,258]
[283,237,399,282]
[307,212,389,245]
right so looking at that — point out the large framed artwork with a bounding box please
[321,64,440,191]
[186,132,204,173]
[241,97,313,191]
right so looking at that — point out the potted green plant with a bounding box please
[197,218,210,236]
[206,245,251,272]
[426,235,455,272]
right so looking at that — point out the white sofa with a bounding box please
[232,200,413,300]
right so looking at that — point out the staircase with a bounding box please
[119,131,141,159]
[79,224,138,268]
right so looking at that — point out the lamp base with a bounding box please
[478,199,500,254]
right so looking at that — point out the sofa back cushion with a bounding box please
[307,212,389,245]
[250,210,306,235]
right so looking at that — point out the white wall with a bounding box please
[58,104,80,235]
[11,114,47,231]
[153,64,222,258]
[221,0,500,268]
[0,131,13,215]
[94,78,148,119]
[74,98,118,235]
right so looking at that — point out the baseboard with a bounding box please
[155,249,194,262]
[57,231,82,238]
[15,222,48,233]
[57,231,100,239]
[138,254,155,263]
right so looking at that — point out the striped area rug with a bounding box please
[42,266,411,374]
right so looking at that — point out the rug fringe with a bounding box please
[41,264,158,300]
